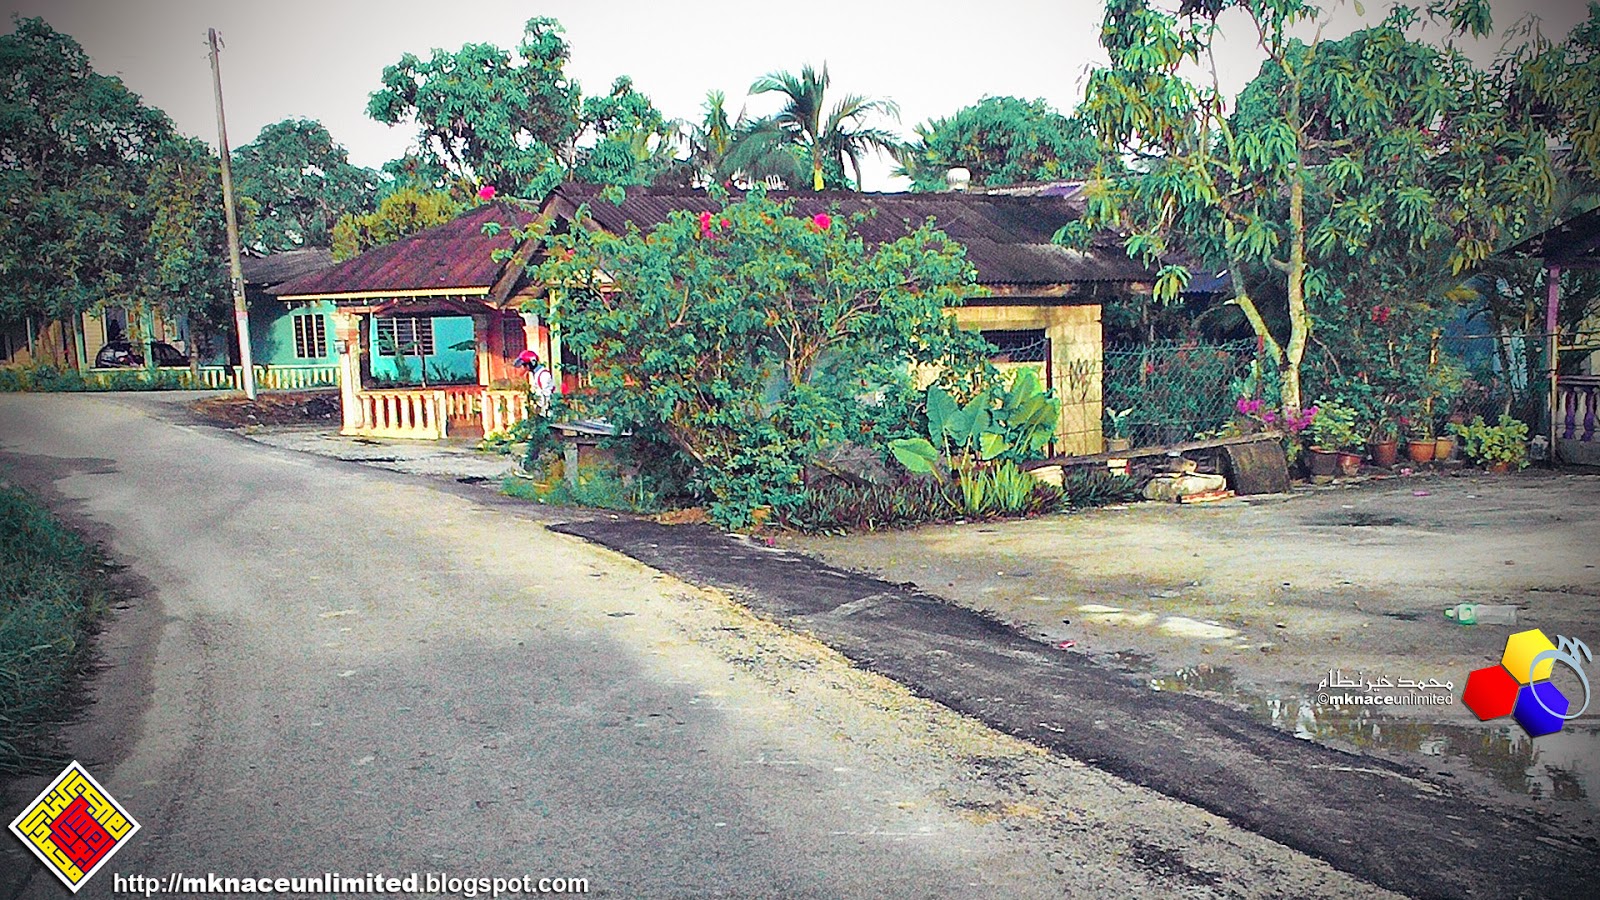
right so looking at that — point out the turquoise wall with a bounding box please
[250,301,338,367]
[369,315,476,385]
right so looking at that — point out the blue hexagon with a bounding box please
[1512,681,1570,737]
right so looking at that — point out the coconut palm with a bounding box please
[735,64,900,191]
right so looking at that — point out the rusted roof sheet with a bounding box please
[239,248,335,289]
[1508,206,1600,268]
[270,203,539,299]
[544,183,1150,286]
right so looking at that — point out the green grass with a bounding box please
[0,487,111,775]
[501,465,664,514]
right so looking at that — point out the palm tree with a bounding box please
[737,64,900,191]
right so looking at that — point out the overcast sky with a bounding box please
[3,0,1588,191]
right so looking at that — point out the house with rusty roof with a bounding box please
[269,182,1155,452]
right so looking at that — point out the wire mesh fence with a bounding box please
[1102,340,1259,447]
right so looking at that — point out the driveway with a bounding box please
[0,393,1388,899]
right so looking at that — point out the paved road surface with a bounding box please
[1,393,1387,898]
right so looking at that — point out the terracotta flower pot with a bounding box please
[1407,439,1436,463]
[1336,451,1363,477]
[1106,436,1132,452]
[1305,447,1339,477]
[1368,439,1399,468]
[1486,460,1512,474]
[1433,436,1455,460]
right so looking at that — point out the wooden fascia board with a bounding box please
[275,287,492,303]
[488,213,554,308]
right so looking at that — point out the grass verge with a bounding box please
[0,486,110,776]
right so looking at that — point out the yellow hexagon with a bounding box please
[1501,629,1557,684]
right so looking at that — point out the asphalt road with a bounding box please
[0,393,1389,899]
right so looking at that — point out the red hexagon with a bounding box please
[1462,665,1520,720]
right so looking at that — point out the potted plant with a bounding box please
[1406,416,1436,463]
[1367,416,1400,467]
[1104,406,1133,453]
[1305,398,1360,478]
[1450,415,1529,473]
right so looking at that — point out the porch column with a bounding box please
[473,314,493,387]
[333,310,364,434]
[1549,265,1561,464]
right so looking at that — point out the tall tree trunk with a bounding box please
[1282,174,1310,418]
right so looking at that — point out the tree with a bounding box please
[1076,0,1529,418]
[731,64,901,191]
[367,17,580,197]
[0,17,176,364]
[897,97,1105,191]
[331,186,466,261]
[232,118,378,251]
[139,137,232,368]
[534,189,992,526]
[570,77,681,187]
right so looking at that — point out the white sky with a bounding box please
[3,0,1588,191]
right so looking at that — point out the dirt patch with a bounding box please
[190,390,340,427]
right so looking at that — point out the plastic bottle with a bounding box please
[1444,603,1518,625]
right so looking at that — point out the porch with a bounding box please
[324,304,549,441]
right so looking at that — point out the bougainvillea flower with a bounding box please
[720,218,731,229]
[478,185,497,201]
[1372,305,1392,325]
[812,212,832,231]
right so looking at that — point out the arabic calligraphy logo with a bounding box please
[8,760,139,892]
[1461,629,1592,737]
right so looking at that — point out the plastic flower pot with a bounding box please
[1407,439,1436,463]
[1106,436,1132,452]
[1433,436,1455,460]
[1368,439,1399,467]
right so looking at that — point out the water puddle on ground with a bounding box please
[1147,663,1600,810]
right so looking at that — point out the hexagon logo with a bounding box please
[1501,629,1557,684]
[1462,665,1519,720]
[1513,682,1569,738]
[1463,631,1592,739]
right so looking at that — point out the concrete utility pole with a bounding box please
[208,27,256,399]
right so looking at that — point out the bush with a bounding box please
[532,187,995,529]
[0,363,197,393]
[501,462,664,513]
[1061,469,1140,508]
[0,487,109,775]
[779,476,962,533]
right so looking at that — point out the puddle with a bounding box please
[1150,664,1600,810]
[1317,513,1406,527]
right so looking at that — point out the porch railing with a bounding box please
[482,390,530,437]
[195,364,339,391]
[353,389,448,439]
[1557,375,1600,444]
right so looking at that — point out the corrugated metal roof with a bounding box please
[548,183,1151,286]
[240,248,335,289]
[269,203,538,299]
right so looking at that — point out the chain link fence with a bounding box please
[1102,340,1259,447]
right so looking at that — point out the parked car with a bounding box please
[93,340,189,368]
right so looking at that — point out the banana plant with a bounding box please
[889,370,1061,478]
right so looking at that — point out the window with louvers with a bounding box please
[376,316,434,355]
[292,314,327,359]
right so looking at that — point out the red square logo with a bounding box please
[48,796,114,871]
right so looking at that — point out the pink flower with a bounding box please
[811,212,832,231]
[720,218,730,229]
[698,210,715,239]
[1263,410,1278,424]
[478,185,497,201]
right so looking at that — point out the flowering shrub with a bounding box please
[532,188,994,528]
